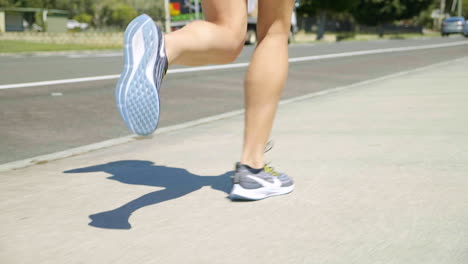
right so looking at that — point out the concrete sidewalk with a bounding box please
[1,58,468,264]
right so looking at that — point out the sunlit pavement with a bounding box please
[1,56,467,263]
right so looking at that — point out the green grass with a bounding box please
[0,31,443,53]
[292,31,441,44]
[0,40,122,54]
[352,32,440,41]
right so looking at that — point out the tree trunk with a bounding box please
[377,24,384,38]
[316,10,327,40]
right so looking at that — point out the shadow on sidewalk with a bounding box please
[64,160,233,230]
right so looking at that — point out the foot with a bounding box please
[115,14,168,136]
[230,163,294,201]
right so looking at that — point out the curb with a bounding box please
[0,56,465,173]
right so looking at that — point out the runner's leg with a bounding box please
[241,0,295,168]
[115,1,246,136]
[165,0,247,66]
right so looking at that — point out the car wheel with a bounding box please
[245,29,257,45]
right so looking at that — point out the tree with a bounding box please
[73,13,92,23]
[464,0,468,17]
[353,0,433,27]
[297,0,359,40]
[136,0,165,22]
[7,0,57,8]
[0,0,15,7]
[1,0,164,29]
[444,0,468,17]
[412,0,440,29]
[109,3,137,28]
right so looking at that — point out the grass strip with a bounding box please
[0,40,122,53]
[292,32,441,44]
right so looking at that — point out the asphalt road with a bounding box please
[1,36,468,164]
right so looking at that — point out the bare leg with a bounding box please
[241,0,295,168]
[165,0,247,66]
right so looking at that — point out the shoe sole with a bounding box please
[229,184,295,201]
[115,14,164,136]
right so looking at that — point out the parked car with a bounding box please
[464,21,468,37]
[67,20,89,30]
[245,0,299,45]
[441,17,465,36]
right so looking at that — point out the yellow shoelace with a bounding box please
[264,165,280,176]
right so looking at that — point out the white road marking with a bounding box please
[1,40,468,90]
[288,40,468,62]
[0,75,121,90]
[67,53,123,58]
[0,56,465,172]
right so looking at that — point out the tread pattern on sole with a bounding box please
[116,14,165,136]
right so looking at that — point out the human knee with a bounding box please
[257,21,291,43]
[219,40,244,64]
[217,27,245,64]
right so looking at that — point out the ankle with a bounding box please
[239,159,264,170]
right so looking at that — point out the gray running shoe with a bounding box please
[230,163,294,200]
[115,14,168,136]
